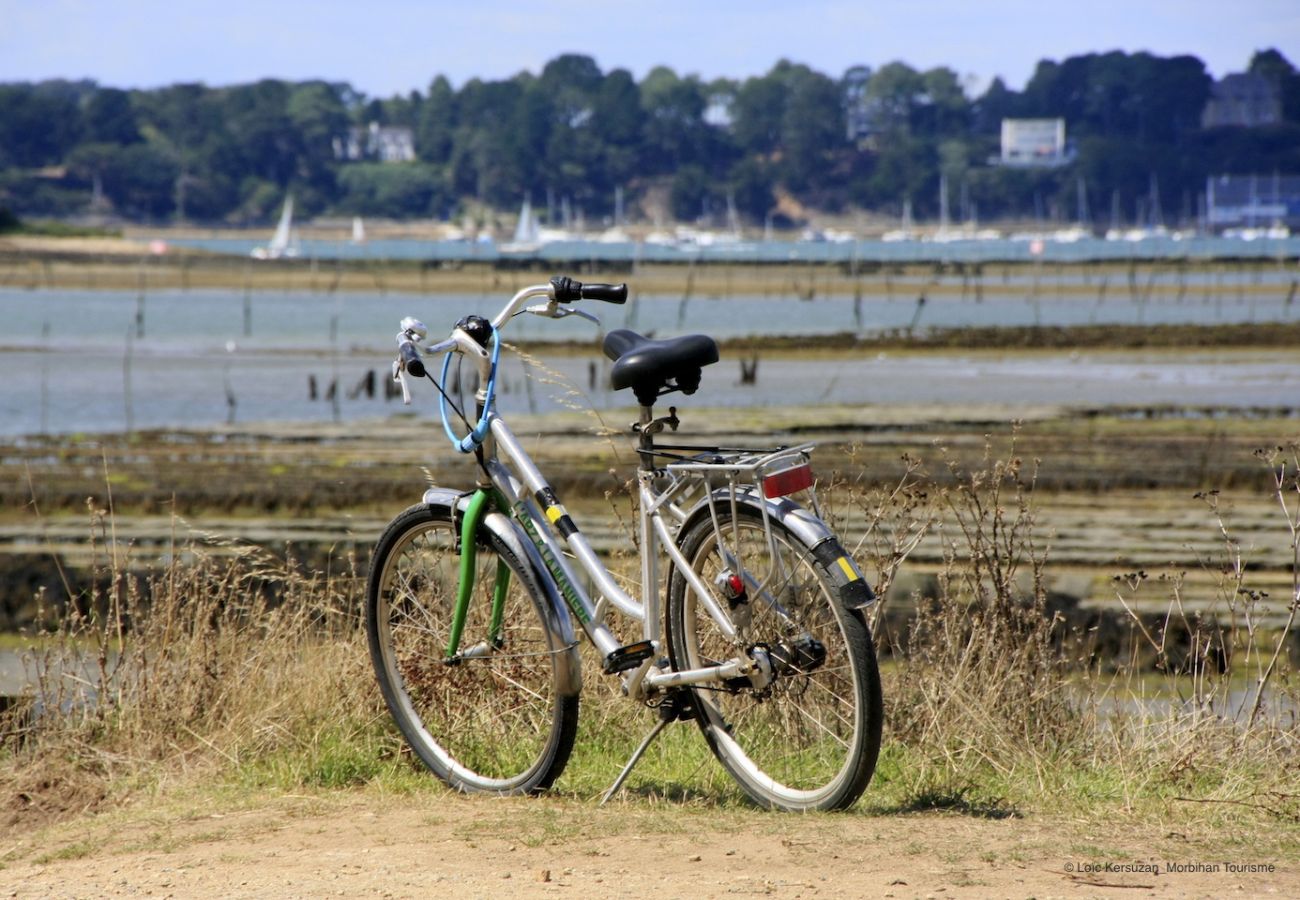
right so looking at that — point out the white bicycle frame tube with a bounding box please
[487,416,738,647]
[413,280,806,694]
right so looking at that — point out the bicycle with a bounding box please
[365,275,883,811]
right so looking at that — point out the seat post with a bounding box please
[637,403,656,469]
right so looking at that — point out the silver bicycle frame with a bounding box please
[482,414,836,698]
[414,282,838,699]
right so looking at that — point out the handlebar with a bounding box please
[487,277,627,328]
[393,275,623,448]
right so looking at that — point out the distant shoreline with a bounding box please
[2,234,1296,300]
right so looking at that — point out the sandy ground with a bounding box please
[2,790,1295,899]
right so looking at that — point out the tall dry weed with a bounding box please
[855,433,1299,818]
[1096,444,1300,819]
[881,438,1089,797]
[1,500,379,827]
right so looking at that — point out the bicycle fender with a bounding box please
[679,488,876,611]
[421,488,583,697]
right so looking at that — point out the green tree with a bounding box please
[864,62,925,136]
[1249,48,1300,123]
[135,83,224,158]
[336,163,448,216]
[669,163,712,221]
[416,75,457,164]
[915,67,970,138]
[537,56,603,207]
[0,82,84,167]
[731,67,787,153]
[83,88,141,145]
[592,68,644,191]
[448,77,529,205]
[971,77,1021,135]
[223,79,298,186]
[69,142,177,218]
[778,64,843,191]
[1022,51,1209,142]
[640,66,710,173]
[855,132,934,213]
[728,155,774,220]
[286,81,348,197]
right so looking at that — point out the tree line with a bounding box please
[2,48,1298,230]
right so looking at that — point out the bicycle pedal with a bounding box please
[602,640,656,674]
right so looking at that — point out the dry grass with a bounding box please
[1,496,386,829]
[2,437,1299,833]
[854,434,1300,822]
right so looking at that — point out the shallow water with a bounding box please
[162,233,1300,264]
[2,286,1299,437]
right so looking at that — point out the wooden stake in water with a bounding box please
[908,293,927,334]
[331,293,342,423]
[224,350,238,425]
[40,314,49,434]
[123,326,135,434]
[677,257,696,327]
[133,259,147,338]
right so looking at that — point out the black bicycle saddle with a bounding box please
[602,329,719,407]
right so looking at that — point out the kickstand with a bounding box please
[599,693,691,805]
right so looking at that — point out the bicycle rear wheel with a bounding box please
[666,503,883,811]
[366,503,578,794]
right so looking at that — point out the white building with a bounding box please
[332,122,416,163]
[998,118,1073,167]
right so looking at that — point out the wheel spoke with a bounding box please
[367,508,576,795]
[669,507,880,810]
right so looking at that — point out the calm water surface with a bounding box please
[2,286,1298,436]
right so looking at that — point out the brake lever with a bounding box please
[563,307,600,325]
[525,302,600,326]
[392,360,414,404]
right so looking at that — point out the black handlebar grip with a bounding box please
[581,282,628,304]
[399,340,426,378]
[550,275,628,304]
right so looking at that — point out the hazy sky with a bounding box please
[3,0,1297,97]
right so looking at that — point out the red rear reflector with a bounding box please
[762,463,814,498]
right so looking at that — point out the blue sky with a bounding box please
[2,0,1297,97]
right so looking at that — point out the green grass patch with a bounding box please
[32,838,98,865]
[231,719,420,792]
[9,219,122,238]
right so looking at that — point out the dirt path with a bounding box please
[3,791,1295,899]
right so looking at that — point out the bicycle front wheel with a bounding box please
[366,503,578,794]
[667,503,883,811]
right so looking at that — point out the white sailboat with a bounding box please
[595,186,632,243]
[930,173,961,242]
[881,199,916,242]
[1051,177,1094,242]
[500,197,542,252]
[251,195,299,259]
[350,216,366,244]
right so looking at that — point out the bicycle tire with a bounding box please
[666,502,883,811]
[366,503,578,794]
